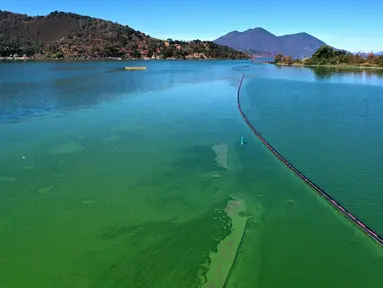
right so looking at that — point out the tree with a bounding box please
[172,49,185,59]
[147,49,154,58]
[52,52,63,59]
[105,45,119,57]
[282,55,293,65]
[274,53,283,63]
[367,52,375,64]
[354,53,362,64]
[161,47,174,58]
[132,49,141,58]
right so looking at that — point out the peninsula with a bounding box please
[273,45,383,69]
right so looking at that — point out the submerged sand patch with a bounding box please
[202,198,249,288]
[52,171,65,178]
[81,200,96,206]
[47,141,85,155]
[37,184,56,194]
[103,135,121,143]
[22,164,35,170]
[212,144,229,169]
[202,171,222,179]
[0,176,17,183]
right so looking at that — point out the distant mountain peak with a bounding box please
[214,28,327,57]
[251,27,270,31]
[226,30,241,35]
[244,27,275,36]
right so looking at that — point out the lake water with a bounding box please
[0,61,382,287]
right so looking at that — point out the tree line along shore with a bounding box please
[272,45,383,69]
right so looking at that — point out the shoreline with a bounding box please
[274,62,383,70]
[0,56,250,62]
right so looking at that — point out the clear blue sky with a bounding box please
[1,0,382,52]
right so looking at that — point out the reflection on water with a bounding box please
[246,63,383,86]
[309,66,383,80]
[0,61,242,124]
[309,67,338,79]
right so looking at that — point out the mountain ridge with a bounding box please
[0,10,250,60]
[214,28,327,57]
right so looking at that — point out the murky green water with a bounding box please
[0,61,382,287]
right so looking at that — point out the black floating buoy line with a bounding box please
[234,67,383,247]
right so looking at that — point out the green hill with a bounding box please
[0,10,250,60]
[273,45,383,67]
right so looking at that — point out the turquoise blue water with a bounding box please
[241,65,383,236]
[0,61,382,287]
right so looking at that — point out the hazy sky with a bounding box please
[1,0,382,52]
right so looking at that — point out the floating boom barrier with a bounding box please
[235,69,383,247]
